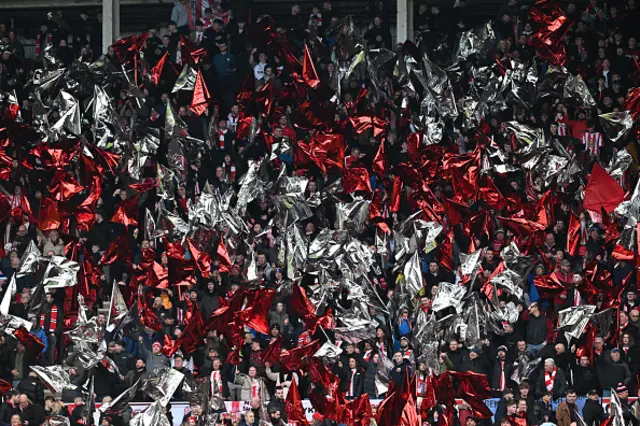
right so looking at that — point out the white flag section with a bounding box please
[106,280,128,331]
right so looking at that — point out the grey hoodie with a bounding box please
[171,2,190,27]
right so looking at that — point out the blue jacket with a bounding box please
[31,328,48,353]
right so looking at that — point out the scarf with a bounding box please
[544,368,556,391]
[210,370,223,396]
[35,32,52,56]
[218,129,227,150]
[40,306,57,333]
[348,369,356,396]
[417,373,427,396]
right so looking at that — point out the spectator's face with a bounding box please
[612,351,620,361]
[579,356,589,367]
[175,357,183,368]
[507,404,517,415]
[213,359,221,370]
[566,393,577,404]
[349,358,357,368]
[394,353,403,363]
[275,388,283,400]
[19,395,28,409]
[162,37,169,47]
[631,310,640,322]
[245,412,255,423]
[621,312,629,324]
[517,401,527,412]
[517,341,526,352]
[544,362,554,372]
[374,17,382,26]
[449,340,458,351]
[136,359,145,369]
[10,415,21,426]
[248,366,257,377]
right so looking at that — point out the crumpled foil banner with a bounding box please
[557,305,597,342]
[30,365,77,393]
[42,256,80,288]
[598,111,634,143]
[129,401,172,426]
[432,282,466,313]
[141,366,185,407]
[42,416,71,426]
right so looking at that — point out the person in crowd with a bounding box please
[0,0,638,421]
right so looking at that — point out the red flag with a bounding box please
[100,232,132,265]
[111,32,149,63]
[583,163,625,213]
[128,178,157,194]
[347,394,373,426]
[165,298,205,356]
[372,140,387,177]
[237,288,275,335]
[217,236,233,273]
[302,44,320,89]
[39,198,61,232]
[225,347,241,365]
[14,327,45,359]
[291,284,317,324]
[280,340,320,371]
[76,176,102,232]
[111,196,139,227]
[295,133,346,173]
[285,377,309,426]
[389,175,402,213]
[349,116,388,138]
[0,378,12,395]
[89,144,121,176]
[307,357,338,389]
[137,292,163,331]
[399,393,420,426]
[528,2,572,65]
[261,336,282,366]
[186,238,212,278]
[190,69,211,116]
[479,177,507,211]
[341,168,372,194]
[566,212,581,256]
[625,87,640,119]
[149,51,168,85]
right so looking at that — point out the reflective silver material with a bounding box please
[598,111,634,143]
[30,365,77,392]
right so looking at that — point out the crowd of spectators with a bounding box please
[0,0,639,425]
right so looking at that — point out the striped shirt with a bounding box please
[582,132,603,156]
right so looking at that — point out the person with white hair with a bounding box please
[535,358,567,400]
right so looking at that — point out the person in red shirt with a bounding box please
[277,115,296,141]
